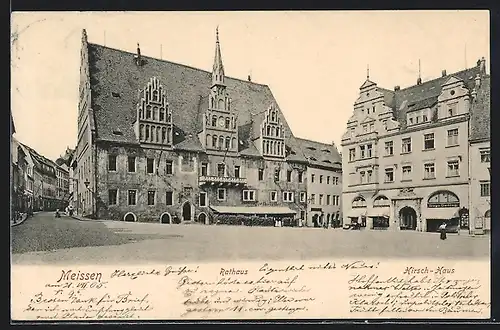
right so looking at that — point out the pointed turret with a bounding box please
[212,26,225,87]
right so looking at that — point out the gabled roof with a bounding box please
[20,143,58,177]
[87,43,307,162]
[470,75,490,142]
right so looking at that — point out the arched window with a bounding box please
[156,126,161,142]
[159,107,165,121]
[262,126,266,135]
[167,127,172,143]
[225,117,230,129]
[153,90,158,101]
[271,126,276,137]
[212,135,218,148]
[232,118,236,129]
[485,210,491,218]
[139,124,144,140]
[139,107,144,119]
[162,127,167,143]
[206,134,211,147]
[153,106,158,120]
[274,141,278,154]
[212,115,217,126]
[352,196,367,208]
[265,141,269,154]
[218,99,225,110]
[231,137,236,150]
[373,195,390,207]
[225,136,230,150]
[145,125,150,140]
[266,125,271,136]
[427,190,460,208]
[146,105,152,119]
[151,125,156,142]
[166,110,172,122]
[219,136,224,149]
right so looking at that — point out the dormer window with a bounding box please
[112,129,123,136]
[112,92,120,98]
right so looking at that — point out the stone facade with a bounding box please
[341,59,489,233]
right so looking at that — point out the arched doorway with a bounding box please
[182,201,192,221]
[198,213,207,224]
[485,210,491,232]
[399,207,417,230]
[124,212,137,222]
[312,214,319,227]
[160,212,171,224]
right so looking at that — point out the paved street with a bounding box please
[11,212,490,265]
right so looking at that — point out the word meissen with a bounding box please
[56,270,103,283]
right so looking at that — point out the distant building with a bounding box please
[341,58,489,234]
[74,29,342,225]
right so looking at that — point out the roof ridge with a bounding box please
[295,136,335,147]
[396,66,480,92]
[89,42,269,87]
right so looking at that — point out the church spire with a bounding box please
[212,26,225,87]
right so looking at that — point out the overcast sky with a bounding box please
[11,11,489,161]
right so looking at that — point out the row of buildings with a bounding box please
[10,112,72,218]
[70,29,343,227]
[341,58,490,235]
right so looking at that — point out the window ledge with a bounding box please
[400,152,412,155]
[423,177,436,180]
[446,144,459,148]
[384,181,395,184]
[446,175,460,178]
[400,179,413,182]
[422,148,435,152]
[383,154,394,158]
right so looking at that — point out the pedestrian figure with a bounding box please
[439,221,447,240]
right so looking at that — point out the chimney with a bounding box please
[442,70,447,77]
[475,73,481,88]
[417,77,422,85]
[135,43,142,66]
[479,57,486,74]
[394,85,400,91]
[247,75,252,82]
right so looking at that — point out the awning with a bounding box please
[368,208,390,218]
[347,208,367,218]
[425,207,459,220]
[210,205,296,215]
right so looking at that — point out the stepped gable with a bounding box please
[87,43,307,161]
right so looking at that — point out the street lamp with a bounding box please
[83,179,95,219]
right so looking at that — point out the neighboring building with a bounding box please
[297,138,342,227]
[341,58,489,233]
[55,164,70,210]
[67,150,79,214]
[22,145,58,211]
[75,29,341,225]
[12,137,28,215]
[19,143,35,215]
[469,74,490,235]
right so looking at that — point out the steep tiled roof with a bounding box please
[295,137,342,170]
[470,75,490,142]
[391,66,481,128]
[87,43,307,161]
[20,143,58,177]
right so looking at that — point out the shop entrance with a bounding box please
[399,207,417,230]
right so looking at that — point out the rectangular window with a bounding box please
[319,194,324,205]
[283,191,294,202]
[274,169,280,182]
[360,145,366,159]
[319,175,323,184]
[480,182,490,197]
[363,125,368,133]
[146,158,155,174]
[217,188,226,201]
[300,192,306,203]
[311,174,315,183]
[423,114,428,122]
[128,190,137,205]
[108,189,117,205]
[402,138,412,153]
[385,168,394,183]
[234,166,240,178]
[382,120,388,130]
[369,123,374,132]
[298,171,303,183]
[199,192,207,207]
[258,168,264,181]
[360,171,366,184]
[147,190,156,205]
[447,160,459,177]
[367,170,372,183]
[327,176,330,184]
[447,129,459,146]
[287,170,292,182]
[127,156,136,172]
[326,195,331,205]
[424,133,435,150]
[480,149,490,163]
[166,191,173,205]
[243,190,256,202]
[217,164,225,177]
[402,165,412,181]
[165,160,173,175]
[201,163,208,176]
[311,194,316,205]
[300,211,305,220]
[367,144,373,158]
[448,103,458,117]
[270,191,278,202]
[385,141,394,156]
[333,177,339,185]
[108,155,117,171]
[349,148,356,161]
[424,163,436,179]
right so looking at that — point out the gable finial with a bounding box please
[216,25,219,43]
[367,64,370,79]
